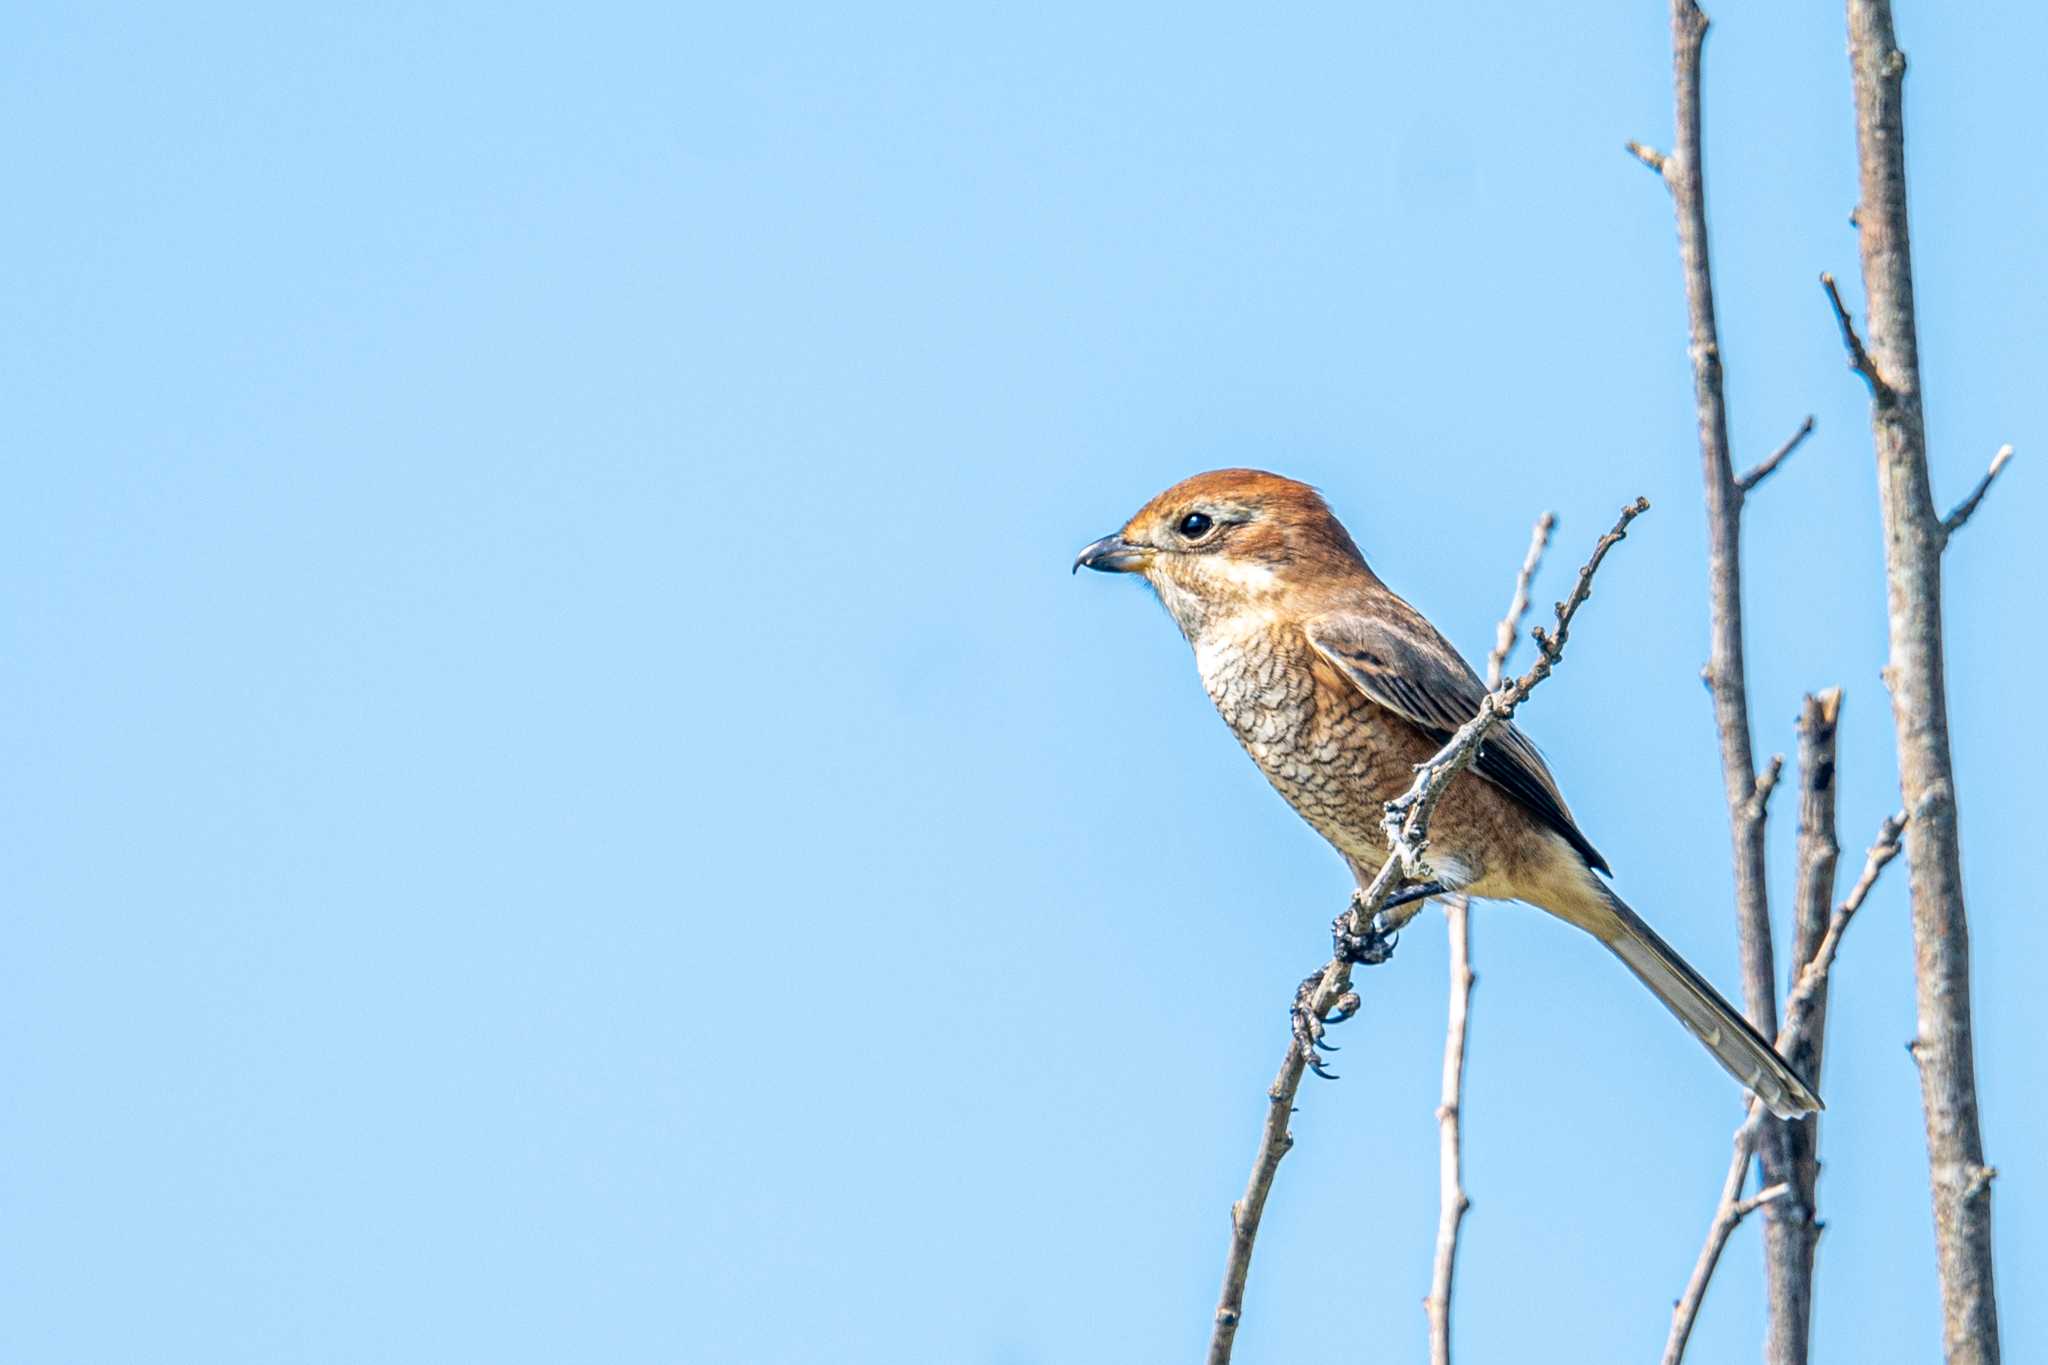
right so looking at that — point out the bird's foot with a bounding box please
[1294,892,1406,1080]
[1332,895,1399,966]
[1290,973,1360,1080]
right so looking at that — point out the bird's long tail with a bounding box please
[1582,885,1821,1120]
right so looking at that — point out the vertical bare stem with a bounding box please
[1425,897,1474,1365]
[1424,513,1552,1365]
[1661,0,1779,1036]
[1776,689,1845,1361]
[1640,2,1803,1349]
[1838,3,2001,1358]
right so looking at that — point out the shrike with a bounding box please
[1076,468,1818,1119]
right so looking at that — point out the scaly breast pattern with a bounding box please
[1194,621,1425,869]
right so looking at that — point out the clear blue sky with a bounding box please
[4,3,2038,1361]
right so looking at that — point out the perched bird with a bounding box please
[1075,468,1819,1119]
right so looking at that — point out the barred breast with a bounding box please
[1192,621,1426,870]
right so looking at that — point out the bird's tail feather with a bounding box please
[1595,888,1821,1120]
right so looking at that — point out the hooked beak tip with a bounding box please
[1073,534,1149,576]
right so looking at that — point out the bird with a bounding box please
[1074,468,1820,1119]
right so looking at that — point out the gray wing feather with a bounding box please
[1305,607,1611,875]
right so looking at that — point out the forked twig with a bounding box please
[1662,809,1909,1365]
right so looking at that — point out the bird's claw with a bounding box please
[1379,880,1449,915]
[1294,886,1405,1078]
[1291,971,1340,1079]
[1332,907,1399,966]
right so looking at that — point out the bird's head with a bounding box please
[1073,469,1371,638]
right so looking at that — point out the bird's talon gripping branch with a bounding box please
[1291,972,1340,1078]
[1331,907,1399,966]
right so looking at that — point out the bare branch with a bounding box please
[1664,806,1909,1365]
[1820,271,1891,400]
[1641,0,1787,1070]
[1637,6,1813,1347]
[1778,688,1846,1358]
[1485,512,1556,687]
[1206,501,1647,1365]
[1782,809,1907,1044]
[1739,1184,1796,1219]
[1665,1110,1778,1365]
[1426,893,1475,1365]
[1842,6,2003,1352]
[1940,444,2014,542]
[1790,693,1847,1012]
[1626,140,1672,178]
[1748,753,1785,825]
[1424,512,1551,1365]
[1737,416,1817,494]
[1378,498,1649,893]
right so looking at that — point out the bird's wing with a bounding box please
[1305,606,1610,874]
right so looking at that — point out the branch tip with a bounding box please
[1736,415,1817,494]
[1626,140,1672,180]
[1940,444,2014,540]
[1820,272,1889,397]
[1736,1182,1793,1219]
[1485,512,1558,694]
[1748,755,1785,823]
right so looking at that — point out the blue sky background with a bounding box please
[3,3,2038,1361]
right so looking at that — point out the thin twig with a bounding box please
[1664,1110,1771,1365]
[1427,895,1475,1365]
[1486,512,1556,686]
[1940,444,2014,541]
[1206,500,1646,1365]
[1424,512,1553,1365]
[1377,498,1649,891]
[1663,809,1909,1365]
[1748,754,1785,825]
[1626,140,1672,178]
[1739,1184,1796,1219]
[1819,272,1890,400]
[1737,416,1818,494]
[1783,808,1908,1039]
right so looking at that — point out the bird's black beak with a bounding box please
[1072,535,1152,575]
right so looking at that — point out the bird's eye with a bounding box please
[1178,512,1214,540]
